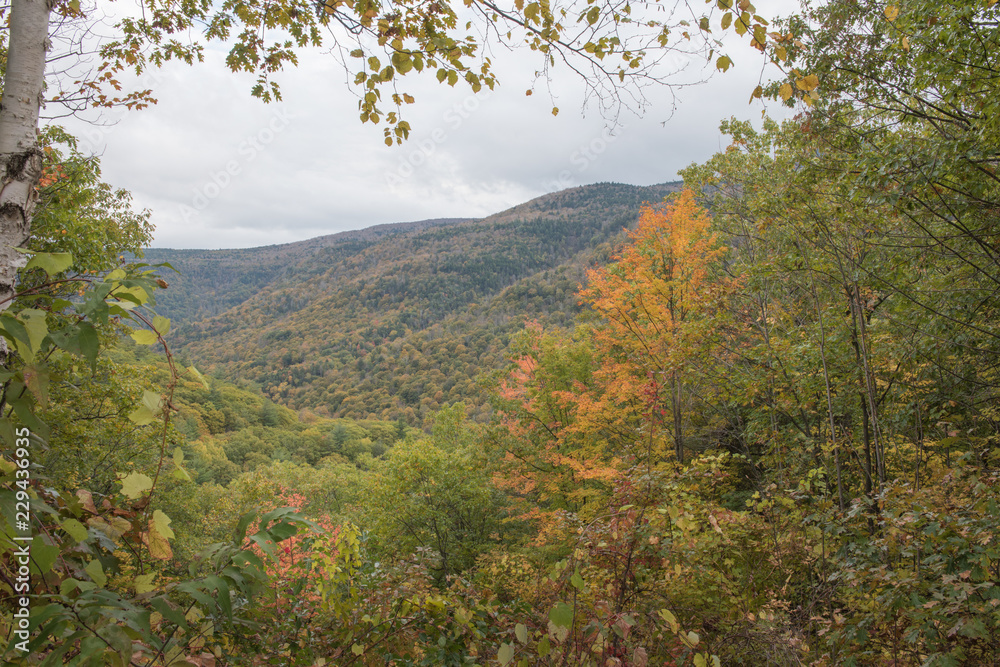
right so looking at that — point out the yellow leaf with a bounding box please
[884,4,899,20]
[120,471,153,499]
[795,74,819,91]
[131,329,159,345]
[135,573,157,594]
[153,509,175,540]
[143,528,173,560]
[779,82,793,101]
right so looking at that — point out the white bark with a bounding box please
[0,0,52,321]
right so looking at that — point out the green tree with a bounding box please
[357,425,508,582]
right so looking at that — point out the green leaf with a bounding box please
[130,329,159,346]
[85,560,107,587]
[497,642,515,665]
[61,518,89,543]
[152,315,171,335]
[391,51,413,74]
[250,532,278,560]
[17,309,48,357]
[266,519,298,541]
[151,597,187,629]
[570,570,585,591]
[0,316,30,360]
[204,574,232,622]
[49,322,99,369]
[171,447,192,481]
[515,623,528,644]
[30,536,59,576]
[119,472,153,499]
[60,578,82,596]
[114,285,150,306]
[0,418,15,448]
[548,601,574,629]
[351,643,364,656]
[11,396,49,440]
[98,623,133,664]
[234,511,257,545]
[128,390,163,425]
[25,251,73,276]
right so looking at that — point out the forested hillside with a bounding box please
[158,182,681,423]
[142,218,467,324]
[4,0,1000,664]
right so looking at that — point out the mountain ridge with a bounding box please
[153,181,683,424]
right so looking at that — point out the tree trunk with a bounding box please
[0,0,51,339]
[672,370,683,464]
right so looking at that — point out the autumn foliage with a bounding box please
[578,188,733,465]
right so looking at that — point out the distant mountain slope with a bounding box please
[144,218,467,323]
[154,182,682,424]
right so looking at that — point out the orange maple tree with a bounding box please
[577,188,732,465]
[490,190,731,539]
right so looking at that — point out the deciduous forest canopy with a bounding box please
[1,0,999,665]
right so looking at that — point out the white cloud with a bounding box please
[58,13,793,249]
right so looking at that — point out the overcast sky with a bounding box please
[57,12,792,250]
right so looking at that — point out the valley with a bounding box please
[148,182,681,423]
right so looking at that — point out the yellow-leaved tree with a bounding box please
[579,188,733,465]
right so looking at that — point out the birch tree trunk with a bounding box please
[0,0,51,334]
